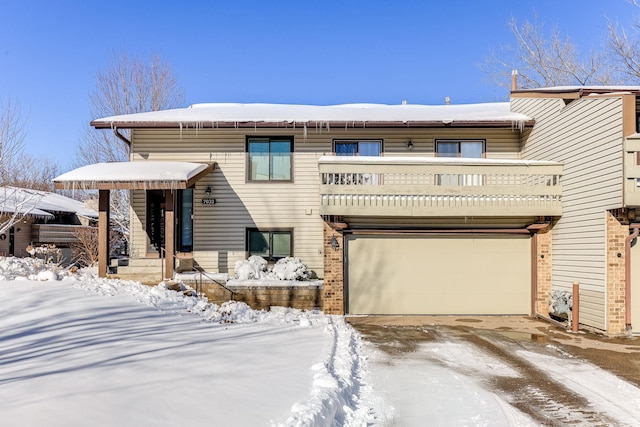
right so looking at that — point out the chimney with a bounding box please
[511,69,518,91]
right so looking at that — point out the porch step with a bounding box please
[108,257,168,284]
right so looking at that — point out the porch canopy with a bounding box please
[53,161,214,190]
[54,161,214,278]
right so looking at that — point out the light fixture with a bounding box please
[330,235,340,251]
[406,139,413,150]
[205,186,212,197]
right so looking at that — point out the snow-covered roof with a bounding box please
[0,187,98,219]
[513,86,640,94]
[54,162,214,190]
[318,155,562,167]
[91,102,533,129]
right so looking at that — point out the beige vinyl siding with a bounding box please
[512,96,624,330]
[129,127,523,276]
[130,190,146,258]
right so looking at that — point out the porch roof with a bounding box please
[53,161,214,190]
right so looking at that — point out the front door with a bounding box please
[146,190,165,256]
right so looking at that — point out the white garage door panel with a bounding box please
[347,235,531,315]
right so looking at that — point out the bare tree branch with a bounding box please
[480,17,612,92]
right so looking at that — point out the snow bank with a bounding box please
[0,256,379,426]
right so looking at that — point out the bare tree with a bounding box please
[77,50,185,165]
[481,17,612,92]
[0,98,27,186]
[76,50,185,251]
[70,226,122,266]
[607,1,640,84]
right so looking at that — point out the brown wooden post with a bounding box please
[572,281,580,333]
[98,189,110,278]
[164,190,175,280]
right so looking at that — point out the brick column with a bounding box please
[535,228,552,316]
[606,211,627,335]
[322,221,345,314]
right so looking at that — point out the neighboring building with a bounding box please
[53,86,640,335]
[0,187,98,260]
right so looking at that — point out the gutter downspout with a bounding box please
[625,224,640,332]
[113,127,132,146]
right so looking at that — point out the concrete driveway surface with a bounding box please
[348,316,640,426]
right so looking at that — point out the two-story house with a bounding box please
[54,86,640,336]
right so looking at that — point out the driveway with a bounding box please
[349,316,640,426]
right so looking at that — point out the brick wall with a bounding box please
[536,228,552,316]
[606,211,627,336]
[322,221,345,314]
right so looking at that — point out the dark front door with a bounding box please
[146,190,165,256]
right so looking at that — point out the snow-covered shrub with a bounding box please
[26,244,62,264]
[234,255,269,280]
[549,289,572,315]
[271,257,310,281]
[233,256,313,281]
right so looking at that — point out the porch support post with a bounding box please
[98,189,110,278]
[164,189,175,279]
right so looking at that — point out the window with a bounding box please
[247,137,293,181]
[334,140,382,156]
[436,140,484,158]
[435,140,485,186]
[247,229,292,261]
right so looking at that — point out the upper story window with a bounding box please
[247,137,293,181]
[436,140,484,158]
[334,140,382,156]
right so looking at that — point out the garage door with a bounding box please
[346,234,531,315]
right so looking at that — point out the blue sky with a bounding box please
[0,0,637,170]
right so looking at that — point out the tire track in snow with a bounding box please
[456,329,620,426]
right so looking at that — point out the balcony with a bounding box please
[318,156,563,217]
[31,224,91,244]
[625,135,640,206]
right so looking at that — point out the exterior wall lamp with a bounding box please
[406,139,413,150]
[330,235,340,251]
[205,186,212,197]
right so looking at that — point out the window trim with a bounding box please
[333,139,383,155]
[435,139,486,158]
[246,136,294,183]
[246,228,294,262]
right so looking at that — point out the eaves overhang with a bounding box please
[91,119,535,129]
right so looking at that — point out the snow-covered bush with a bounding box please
[234,256,312,281]
[271,257,310,281]
[26,244,62,264]
[234,255,269,280]
[549,289,572,315]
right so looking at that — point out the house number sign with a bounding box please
[202,198,216,205]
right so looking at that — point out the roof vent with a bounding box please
[445,96,451,105]
[401,100,408,105]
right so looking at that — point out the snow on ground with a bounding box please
[0,257,378,426]
[363,340,537,426]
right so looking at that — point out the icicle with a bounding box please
[326,122,330,132]
[303,123,307,141]
[179,122,183,140]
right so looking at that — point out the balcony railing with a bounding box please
[31,224,91,244]
[318,156,563,217]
